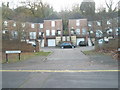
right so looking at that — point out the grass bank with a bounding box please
[82,50,110,56]
[2,51,51,64]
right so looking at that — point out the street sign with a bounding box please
[5,50,21,63]
[5,50,21,54]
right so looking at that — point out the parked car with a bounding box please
[60,42,75,49]
[79,41,87,46]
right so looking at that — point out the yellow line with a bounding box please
[0,70,120,72]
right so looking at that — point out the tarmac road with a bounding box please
[2,47,119,88]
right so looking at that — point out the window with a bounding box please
[107,20,111,24]
[22,23,25,27]
[58,30,61,35]
[96,30,103,37]
[52,30,55,36]
[51,21,55,27]
[88,22,92,27]
[82,28,86,35]
[31,24,35,28]
[4,21,8,26]
[71,31,74,34]
[11,31,18,39]
[97,21,101,26]
[90,31,94,33]
[75,29,80,35]
[115,28,118,35]
[29,32,36,39]
[40,24,43,28]
[107,29,112,34]
[13,22,16,27]
[76,20,80,26]
[21,31,26,40]
[39,32,41,36]
[46,30,50,36]
[2,30,8,34]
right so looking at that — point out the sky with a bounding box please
[1,0,119,12]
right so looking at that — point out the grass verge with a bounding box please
[2,51,51,64]
[82,50,108,55]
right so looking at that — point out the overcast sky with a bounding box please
[1,0,119,12]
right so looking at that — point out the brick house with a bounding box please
[68,19,88,45]
[88,17,119,44]
[43,19,63,47]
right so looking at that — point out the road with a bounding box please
[2,47,119,88]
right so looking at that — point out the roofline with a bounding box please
[44,19,62,21]
[69,18,87,20]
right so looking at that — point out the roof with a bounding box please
[68,13,84,19]
[44,14,61,20]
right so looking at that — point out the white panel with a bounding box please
[77,38,85,45]
[48,39,55,46]
[41,40,44,47]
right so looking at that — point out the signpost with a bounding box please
[5,50,21,63]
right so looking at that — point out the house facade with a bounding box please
[88,17,119,44]
[68,19,88,45]
[43,19,63,47]
[2,16,119,49]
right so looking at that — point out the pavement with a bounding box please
[2,46,119,88]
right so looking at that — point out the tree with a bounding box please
[80,0,95,16]
[20,0,54,18]
[2,3,14,20]
[105,0,118,12]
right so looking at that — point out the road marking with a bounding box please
[0,70,120,72]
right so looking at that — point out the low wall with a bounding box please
[2,40,35,52]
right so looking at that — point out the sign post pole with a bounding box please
[6,54,8,63]
[18,53,20,60]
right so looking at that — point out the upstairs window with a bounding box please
[46,30,50,36]
[107,29,112,34]
[22,23,25,27]
[13,22,16,27]
[31,24,35,28]
[82,28,86,35]
[40,24,43,28]
[107,20,111,25]
[76,20,80,26]
[90,31,94,34]
[58,31,61,35]
[97,21,101,26]
[75,29,80,35]
[88,22,92,27]
[71,29,75,35]
[4,21,8,26]
[11,31,18,39]
[51,21,55,27]
[29,32,36,39]
[2,30,8,34]
[96,30,103,37]
[52,30,55,36]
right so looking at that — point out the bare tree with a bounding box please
[105,0,119,12]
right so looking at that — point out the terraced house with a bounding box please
[88,17,119,44]
[68,19,89,46]
[43,19,63,47]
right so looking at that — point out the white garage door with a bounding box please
[48,39,56,46]
[77,38,85,45]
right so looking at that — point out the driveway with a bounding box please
[2,46,118,88]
